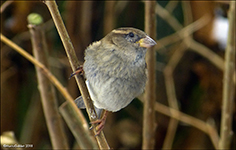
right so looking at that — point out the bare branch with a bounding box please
[28,13,69,149]
[0,33,90,149]
[219,1,235,148]
[43,1,110,148]
[142,1,157,149]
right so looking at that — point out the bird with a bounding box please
[73,27,156,135]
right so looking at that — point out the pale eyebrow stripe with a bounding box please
[112,29,129,34]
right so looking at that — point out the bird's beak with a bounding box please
[138,36,156,48]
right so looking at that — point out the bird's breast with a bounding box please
[84,61,147,112]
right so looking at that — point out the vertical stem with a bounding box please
[27,14,69,149]
[163,44,187,149]
[43,1,110,149]
[1,33,94,149]
[219,1,235,149]
[59,102,98,149]
[142,1,157,149]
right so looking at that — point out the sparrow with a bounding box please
[73,27,156,135]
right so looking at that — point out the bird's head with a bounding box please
[101,27,156,63]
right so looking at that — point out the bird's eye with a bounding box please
[128,32,134,38]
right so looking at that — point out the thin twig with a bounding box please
[59,102,98,149]
[155,3,225,148]
[182,1,193,27]
[28,14,69,149]
[163,119,178,149]
[155,2,182,31]
[156,2,232,79]
[142,1,157,149]
[162,43,187,149]
[165,1,179,14]
[0,33,89,146]
[43,1,110,148]
[139,94,219,148]
[188,38,224,71]
[0,0,14,13]
[154,102,219,144]
[156,14,210,50]
[206,119,220,149]
[1,66,17,82]
[161,2,193,148]
[219,1,235,149]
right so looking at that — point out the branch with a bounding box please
[219,1,235,149]
[0,0,14,13]
[155,14,210,50]
[154,101,219,148]
[165,1,179,14]
[162,43,187,149]
[43,1,110,148]
[155,2,182,31]
[27,13,69,149]
[155,3,224,148]
[155,2,232,79]
[142,1,157,149]
[59,102,98,149]
[0,33,92,148]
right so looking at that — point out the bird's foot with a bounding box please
[69,65,83,79]
[90,110,109,136]
[90,118,106,136]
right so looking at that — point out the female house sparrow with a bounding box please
[74,27,156,135]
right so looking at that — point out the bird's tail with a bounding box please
[74,96,103,118]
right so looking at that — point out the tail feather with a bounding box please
[74,96,103,118]
[74,96,86,109]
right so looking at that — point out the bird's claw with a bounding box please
[69,65,83,79]
[89,110,109,136]
[90,118,106,136]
